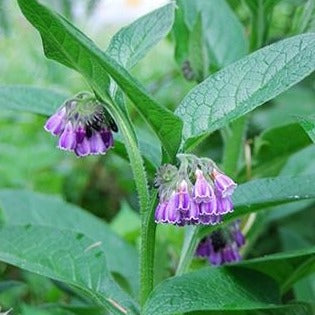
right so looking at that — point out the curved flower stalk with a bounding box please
[154,154,237,226]
[196,220,245,265]
[44,92,117,157]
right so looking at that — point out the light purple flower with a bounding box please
[44,107,66,136]
[155,201,168,223]
[165,192,181,224]
[213,169,237,197]
[75,137,91,157]
[90,132,107,155]
[175,180,191,211]
[216,195,233,215]
[193,169,215,203]
[58,122,76,151]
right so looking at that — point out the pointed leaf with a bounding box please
[176,34,315,146]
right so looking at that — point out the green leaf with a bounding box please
[0,85,67,116]
[189,303,314,315]
[239,247,315,293]
[232,175,315,218]
[297,115,315,143]
[0,225,138,314]
[143,267,280,314]
[0,280,25,293]
[17,0,182,160]
[176,34,315,146]
[107,3,175,69]
[175,0,247,69]
[0,189,139,296]
[250,123,312,178]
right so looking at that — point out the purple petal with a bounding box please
[196,238,211,257]
[90,132,107,155]
[155,202,168,223]
[175,180,191,211]
[185,201,200,221]
[193,169,214,203]
[75,124,86,143]
[234,230,245,248]
[216,195,233,214]
[58,122,76,151]
[100,128,114,148]
[75,137,91,157]
[199,198,217,215]
[44,107,66,136]
[165,193,181,224]
[213,170,237,197]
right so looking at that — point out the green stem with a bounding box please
[176,226,200,276]
[140,192,158,306]
[98,95,154,307]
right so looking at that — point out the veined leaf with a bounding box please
[143,267,279,314]
[176,34,315,147]
[0,225,138,314]
[0,189,139,296]
[239,247,315,293]
[17,0,182,160]
[107,3,175,69]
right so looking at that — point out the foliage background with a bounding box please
[0,0,314,314]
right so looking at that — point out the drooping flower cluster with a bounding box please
[44,92,117,157]
[196,220,245,265]
[154,154,237,226]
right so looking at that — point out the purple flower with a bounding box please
[215,195,234,215]
[175,180,191,211]
[195,221,245,266]
[44,107,66,136]
[44,92,116,157]
[193,169,215,203]
[58,122,76,151]
[155,201,168,223]
[213,169,237,198]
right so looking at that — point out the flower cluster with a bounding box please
[196,221,245,265]
[154,154,237,226]
[44,92,117,157]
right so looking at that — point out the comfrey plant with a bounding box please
[154,154,237,225]
[1,0,314,314]
[44,92,116,156]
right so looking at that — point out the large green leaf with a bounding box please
[143,267,280,314]
[239,247,315,293]
[106,3,175,69]
[17,0,182,160]
[0,190,139,296]
[0,226,138,314]
[176,34,315,146]
[0,85,67,115]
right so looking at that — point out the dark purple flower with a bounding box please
[195,221,245,266]
[44,92,116,157]
[213,169,237,198]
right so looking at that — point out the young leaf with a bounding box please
[17,0,182,160]
[174,0,247,70]
[176,34,315,147]
[107,3,175,69]
[297,115,315,143]
[0,189,139,296]
[0,225,138,314]
[239,247,315,293]
[143,267,279,314]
